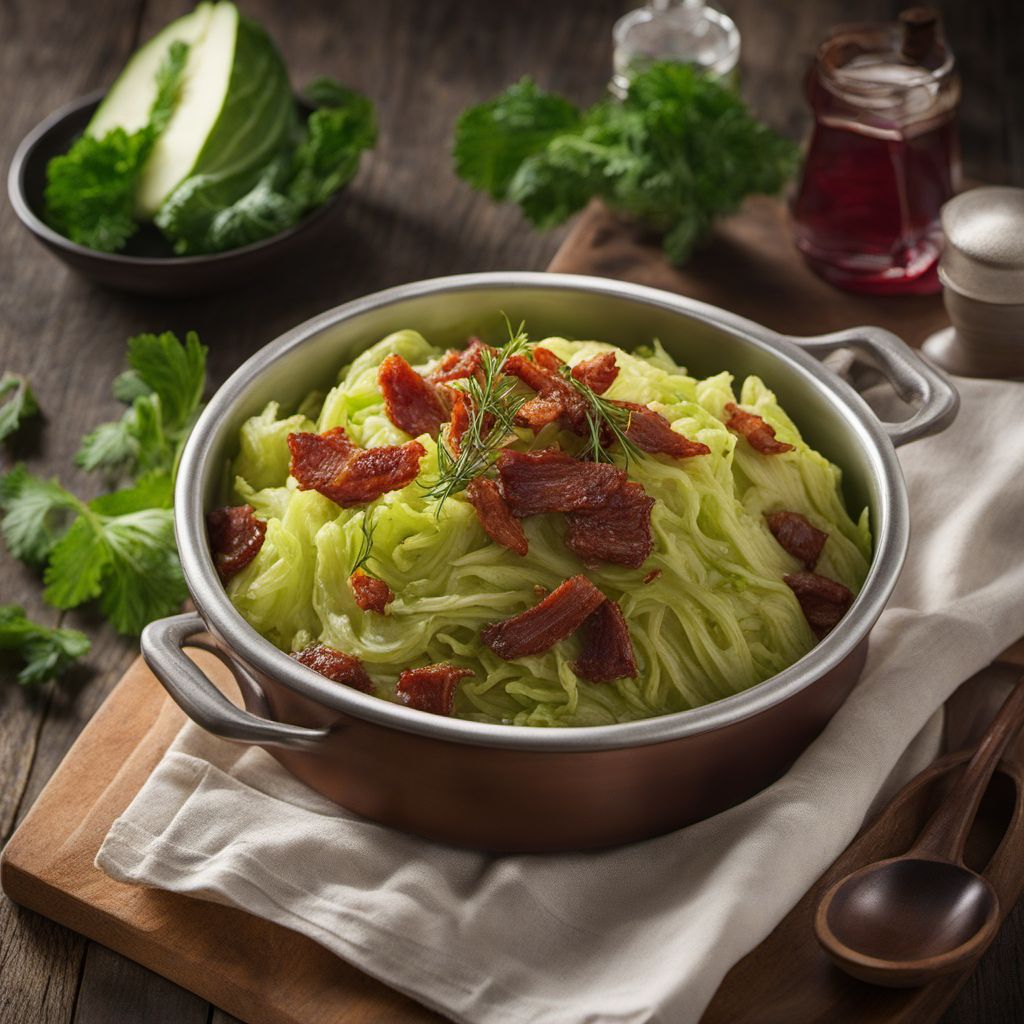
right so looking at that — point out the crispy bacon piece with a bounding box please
[207,505,266,582]
[573,600,638,682]
[496,448,625,517]
[767,511,828,569]
[643,569,662,585]
[725,403,794,455]
[571,352,619,395]
[291,643,373,694]
[396,663,474,716]
[565,481,655,569]
[465,477,528,556]
[447,393,471,456]
[515,395,566,432]
[505,354,590,435]
[287,426,354,491]
[481,575,606,659]
[349,569,394,613]
[784,571,854,638]
[428,338,492,384]
[614,401,711,459]
[378,354,447,439]
[532,346,565,372]
[288,427,424,507]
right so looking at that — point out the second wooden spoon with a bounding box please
[815,673,1024,988]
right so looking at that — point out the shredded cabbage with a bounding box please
[225,332,871,727]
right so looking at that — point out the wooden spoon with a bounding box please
[815,673,1024,988]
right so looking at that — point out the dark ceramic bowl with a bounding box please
[8,91,344,296]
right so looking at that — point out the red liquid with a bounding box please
[793,79,959,295]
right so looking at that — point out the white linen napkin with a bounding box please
[97,376,1024,1024]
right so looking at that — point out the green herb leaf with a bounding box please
[350,506,379,576]
[42,477,184,635]
[43,41,189,253]
[126,331,206,431]
[454,63,798,264]
[0,605,90,686]
[0,373,41,442]
[0,465,81,565]
[43,516,110,610]
[453,78,581,201]
[286,91,377,210]
[77,331,206,481]
[76,413,140,473]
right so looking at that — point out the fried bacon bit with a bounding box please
[532,346,565,372]
[288,427,424,507]
[428,338,492,384]
[349,569,394,613]
[767,511,828,569]
[614,401,711,459]
[396,663,474,716]
[533,584,549,598]
[573,600,638,683]
[378,354,448,439]
[207,505,266,582]
[643,569,662,585]
[291,643,373,694]
[465,477,528,556]
[481,575,607,660]
[565,481,655,569]
[515,395,566,432]
[447,392,471,456]
[505,354,589,435]
[725,403,794,455]
[571,352,619,395]
[496,448,625,517]
[784,571,854,638]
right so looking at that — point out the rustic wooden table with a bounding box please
[1,2,1021,1023]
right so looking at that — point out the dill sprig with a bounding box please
[426,317,530,512]
[350,506,379,576]
[559,366,643,465]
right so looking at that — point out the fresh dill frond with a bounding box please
[351,506,379,576]
[426,316,530,512]
[559,367,643,465]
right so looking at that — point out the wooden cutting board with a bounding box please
[3,196,1022,1024]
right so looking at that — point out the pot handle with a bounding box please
[796,326,959,447]
[141,612,329,751]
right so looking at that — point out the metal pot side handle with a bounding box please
[796,326,960,447]
[141,612,329,750]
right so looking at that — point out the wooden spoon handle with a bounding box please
[912,674,1024,862]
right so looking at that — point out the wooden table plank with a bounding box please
[72,945,209,1024]
[1,1,1022,1023]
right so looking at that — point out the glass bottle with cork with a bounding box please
[792,7,961,295]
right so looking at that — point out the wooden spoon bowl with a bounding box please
[817,855,1001,986]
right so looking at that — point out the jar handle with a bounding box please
[796,326,959,447]
[141,612,330,750]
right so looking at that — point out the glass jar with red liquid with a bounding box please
[792,8,960,295]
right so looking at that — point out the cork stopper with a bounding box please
[900,8,940,64]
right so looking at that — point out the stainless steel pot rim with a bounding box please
[176,271,909,752]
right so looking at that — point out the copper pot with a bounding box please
[143,273,958,852]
